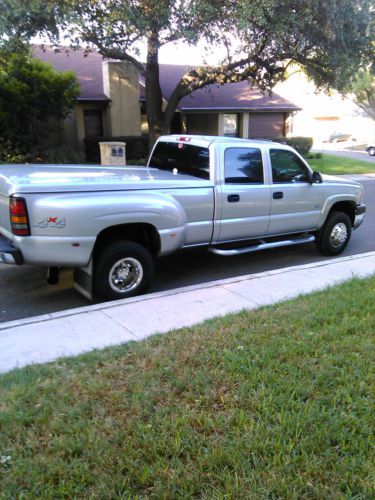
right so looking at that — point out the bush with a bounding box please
[34,146,85,164]
[0,42,80,158]
[0,141,85,165]
[85,136,149,163]
[0,139,27,163]
[274,136,313,156]
[305,152,323,160]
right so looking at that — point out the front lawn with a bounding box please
[306,153,375,175]
[1,277,374,498]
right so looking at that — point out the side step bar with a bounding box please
[208,234,315,257]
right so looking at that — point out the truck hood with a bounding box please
[0,164,213,196]
[320,173,362,187]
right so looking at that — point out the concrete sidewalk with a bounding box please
[1,251,375,374]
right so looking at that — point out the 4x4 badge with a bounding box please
[34,217,66,229]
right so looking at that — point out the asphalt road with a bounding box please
[1,180,374,324]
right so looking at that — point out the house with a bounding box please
[34,47,301,158]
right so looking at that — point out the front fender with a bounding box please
[318,194,357,228]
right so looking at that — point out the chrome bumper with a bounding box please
[0,234,23,265]
[353,204,366,229]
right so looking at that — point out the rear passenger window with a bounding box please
[224,148,263,184]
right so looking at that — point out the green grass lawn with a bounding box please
[306,154,375,175]
[1,277,374,498]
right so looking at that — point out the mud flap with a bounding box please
[73,260,93,301]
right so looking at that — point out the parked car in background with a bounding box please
[326,131,355,143]
[365,144,375,156]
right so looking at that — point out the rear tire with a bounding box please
[368,147,375,157]
[94,240,154,301]
[316,211,352,256]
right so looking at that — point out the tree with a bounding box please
[350,70,375,121]
[1,0,373,145]
[0,40,80,161]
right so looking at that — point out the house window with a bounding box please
[223,114,238,137]
[83,109,103,138]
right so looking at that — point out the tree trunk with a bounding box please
[145,33,165,150]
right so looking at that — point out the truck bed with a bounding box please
[0,164,213,196]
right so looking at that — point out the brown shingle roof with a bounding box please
[33,46,109,100]
[155,64,299,111]
[33,47,300,112]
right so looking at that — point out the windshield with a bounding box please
[149,142,210,180]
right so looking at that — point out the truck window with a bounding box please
[270,149,309,183]
[224,147,263,184]
[149,142,210,180]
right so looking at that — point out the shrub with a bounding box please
[0,42,80,158]
[35,146,85,164]
[274,136,313,156]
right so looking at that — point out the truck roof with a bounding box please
[159,134,278,149]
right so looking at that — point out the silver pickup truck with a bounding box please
[0,135,366,300]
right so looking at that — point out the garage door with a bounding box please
[248,113,285,139]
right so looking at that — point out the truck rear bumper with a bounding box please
[0,234,23,265]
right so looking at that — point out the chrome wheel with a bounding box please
[330,222,348,248]
[109,257,143,293]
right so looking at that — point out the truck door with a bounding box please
[217,146,271,242]
[267,148,323,235]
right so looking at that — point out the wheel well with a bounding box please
[328,201,356,225]
[93,223,160,258]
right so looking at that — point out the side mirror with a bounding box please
[311,171,323,184]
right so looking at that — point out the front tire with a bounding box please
[368,147,375,157]
[316,211,352,256]
[94,240,154,301]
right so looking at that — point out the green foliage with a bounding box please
[0,41,80,162]
[275,136,313,156]
[35,146,85,164]
[1,277,374,497]
[350,69,375,120]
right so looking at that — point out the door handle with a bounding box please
[273,191,284,200]
[227,194,240,203]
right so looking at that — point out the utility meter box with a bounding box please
[99,141,126,166]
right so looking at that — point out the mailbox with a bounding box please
[99,141,126,166]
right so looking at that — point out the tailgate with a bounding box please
[0,193,11,235]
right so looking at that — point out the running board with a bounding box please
[208,235,315,256]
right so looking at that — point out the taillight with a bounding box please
[9,197,30,236]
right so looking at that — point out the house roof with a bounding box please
[33,46,300,112]
[34,46,108,101]
[153,64,300,112]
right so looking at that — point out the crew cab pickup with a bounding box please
[0,135,366,300]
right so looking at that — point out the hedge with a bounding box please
[274,136,313,156]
